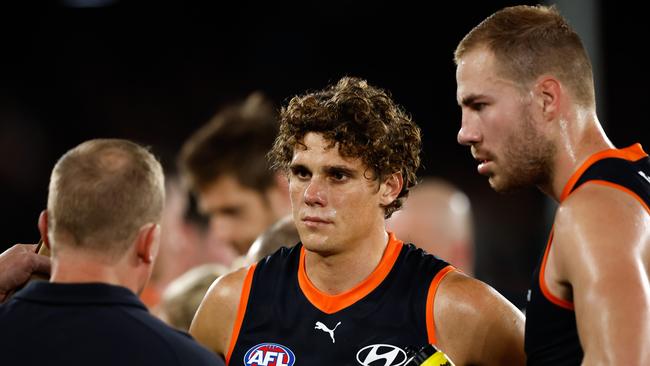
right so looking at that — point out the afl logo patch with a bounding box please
[244,343,296,366]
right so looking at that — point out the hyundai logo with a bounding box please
[356,344,407,366]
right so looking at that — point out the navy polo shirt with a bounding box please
[0,281,224,366]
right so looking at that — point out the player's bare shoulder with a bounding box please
[434,271,525,366]
[190,265,253,357]
[554,183,649,266]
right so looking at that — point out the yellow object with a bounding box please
[420,351,455,366]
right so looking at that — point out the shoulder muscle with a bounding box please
[189,265,252,358]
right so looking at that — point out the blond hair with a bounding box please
[454,5,595,107]
[48,139,164,259]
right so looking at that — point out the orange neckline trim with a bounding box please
[298,232,403,314]
[560,143,647,202]
[225,264,256,365]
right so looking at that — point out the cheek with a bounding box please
[486,106,519,135]
[331,189,370,217]
[288,183,303,202]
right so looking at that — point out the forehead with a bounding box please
[199,175,263,207]
[456,47,521,103]
[291,132,364,169]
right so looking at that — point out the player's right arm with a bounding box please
[190,266,251,360]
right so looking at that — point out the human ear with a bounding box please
[135,223,161,264]
[37,210,50,249]
[536,76,562,121]
[379,172,403,206]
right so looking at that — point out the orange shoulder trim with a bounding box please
[539,231,574,310]
[425,265,456,344]
[225,264,257,365]
[542,177,650,311]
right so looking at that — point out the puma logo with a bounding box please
[638,170,650,184]
[314,321,341,343]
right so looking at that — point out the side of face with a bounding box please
[456,47,553,192]
[288,132,391,254]
[198,175,279,254]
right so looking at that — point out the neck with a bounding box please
[542,107,613,200]
[50,250,142,295]
[304,225,389,295]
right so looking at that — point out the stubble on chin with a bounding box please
[494,126,555,193]
[481,98,551,192]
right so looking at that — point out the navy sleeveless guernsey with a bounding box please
[525,143,650,365]
[227,232,454,366]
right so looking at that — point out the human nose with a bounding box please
[211,217,235,244]
[304,178,326,207]
[457,111,482,146]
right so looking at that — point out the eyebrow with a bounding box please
[458,93,485,107]
[289,163,358,176]
[289,162,307,171]
[324,165,357,177]
[199,204,241,216]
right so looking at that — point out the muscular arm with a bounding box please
[553,184,650,365]
[0,243,51,302]
[189,266,249,360]
[434,271,525,366]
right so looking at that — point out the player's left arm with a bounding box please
[554,183,650,365]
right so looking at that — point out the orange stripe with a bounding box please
[298,232,403,314]
[225,264,257,365]
[539,230,574,310]
[560,143,648,202]
[544,144,648,311]
[425,265,455,344]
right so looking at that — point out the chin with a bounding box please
[488,176,503,192]
[300,232,327,248]
[489,178,508,193]
[300,232,337,255]
[490,176,528,194]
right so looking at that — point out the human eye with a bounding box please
[471,102,487,111]
[290,165,311,180]
[332,171,347,181]
[220,206,242,218]
[328,168,351,183]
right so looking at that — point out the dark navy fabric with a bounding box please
[525,150,650,366]
[0,281,224,366]
[229,242,450,366]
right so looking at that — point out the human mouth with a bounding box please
[302,216,333,228]
[472,151,494,176]
[477,159,493,175]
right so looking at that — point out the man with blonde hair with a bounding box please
[456,5,650,364]
[0,139,224,366]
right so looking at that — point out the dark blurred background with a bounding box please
[1,1,647,308]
